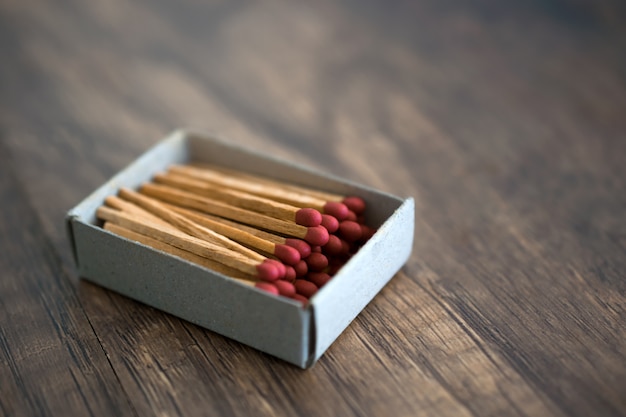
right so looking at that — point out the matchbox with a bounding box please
[65,129,414,368]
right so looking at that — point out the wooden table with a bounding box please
[1,1,625,416]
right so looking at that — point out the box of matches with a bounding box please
[66,129,414,368]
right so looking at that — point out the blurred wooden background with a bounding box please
[1,0,625,416]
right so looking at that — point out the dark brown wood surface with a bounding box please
[1,0,625,416]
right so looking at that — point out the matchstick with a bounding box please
[320,214,339,233]
[305,252,328,272]
[116,189,289,282]
[322,235,344,256]
[195,164,367,214]
[105,195,179,231]
[169,165,350,220]
[338,220,363,242]
[181,211,313,258]
[164,203,302,266]
[103,222,256,282]
[139,182,329,246]
[293,260,308,277]
[294,279,318,298]
[307,272,332,288]
[273,280,296,297]
[96,206,282,281]
[153,172,323,227]
[117,188,267,263]
[104,222,286,295]
[106,195,295,274]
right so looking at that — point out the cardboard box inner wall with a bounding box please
[66,130,415,368]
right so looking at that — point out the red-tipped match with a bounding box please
[285,238,311,258]
[322,234,343,256]
[295,279,318,298]
[360,225,376,241]
[308,272,332,287]
[255,282,279,295]
[343,196,366,214]
[284,265,296,282]
[346,210,357,222]
[339,220,362,242]
[267,259,286,279]
[274,280,296,297]
[256,260,280,281]
[311,245,322,253]
[274,244,301,265]
[295,208,323,227]
[306,252,328,272]
[323,202,349,221]
[304,225,329,246]
[291,293,309,306]
[294,260,308,277]
[320,214,339,233]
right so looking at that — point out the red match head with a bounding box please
[255,282,279,295]
[322,201,349,221]
[342,196,366,214]
[305,252,328,272]
[294,260,308,277]
[360,224,376,242]
[274,244,301,265]
[274,280,296,297]
[307,272,332,288]
[285,238,311,258]
[320,214,339,233]
[295,208,323,227]
[322,234,343,256]
[339,220,362,242]
[294,279,318,299]
[283,265,296,282]
[304,225,329,246]
[267,259,286,279]
[290,293,309,306]
[256,260,281,282]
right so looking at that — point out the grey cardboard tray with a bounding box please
[66,129,415,368]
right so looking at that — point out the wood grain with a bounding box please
[1,0,625,416]
[0,142,134,416]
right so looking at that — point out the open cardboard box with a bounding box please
[66,129,415,368]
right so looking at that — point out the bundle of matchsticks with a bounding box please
[96,164,376,304]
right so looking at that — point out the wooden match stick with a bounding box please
[117,188,266,263]
[103,222,257,282]
[104,222,283,295]
[119,188,293,280]
[205,164,368,215]
[161,204,301,265]
[169,165,350,220]
[139,182,329,246]
[105,195,178,231]
[187,212,313,258]
[199,164,368,215]
[109,192,292,287]
[96,206,281,281]
[153,172,322,227]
